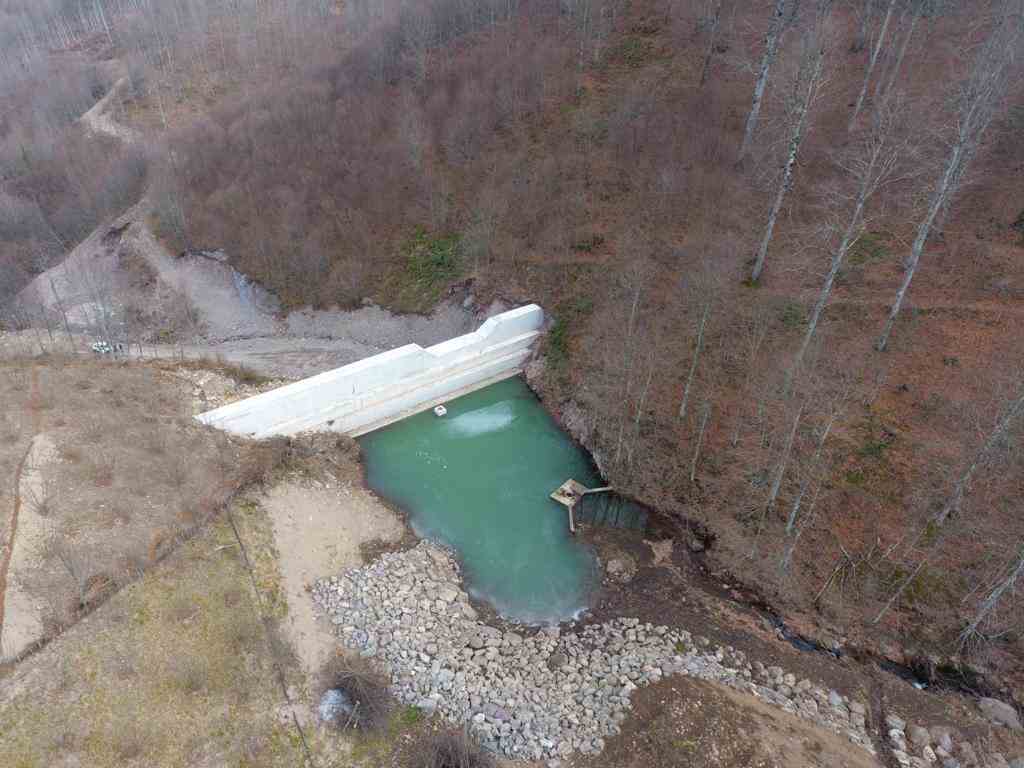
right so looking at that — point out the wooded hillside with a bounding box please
[2,0,1024,688]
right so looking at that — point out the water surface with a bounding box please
[359,377,600,623]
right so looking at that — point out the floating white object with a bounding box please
[433,405,448,417]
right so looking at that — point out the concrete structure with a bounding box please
[196,304,544,438]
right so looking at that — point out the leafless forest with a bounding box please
[3,0,1024,683]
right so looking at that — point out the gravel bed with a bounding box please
[312,541,878,762]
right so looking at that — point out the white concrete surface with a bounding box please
[196,304,543,438]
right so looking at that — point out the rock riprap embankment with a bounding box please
[311,542,875,761]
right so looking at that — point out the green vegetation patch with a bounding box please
[779,300,806,329]
[841,417,900,501]
[844,469,866,487]
[571,233,606,253]
[616,37,656,68]
[858,436,891,460]
[882,562,955,608]
[848,231,890,266]
[382,228,464,314]
[544,295,595,377]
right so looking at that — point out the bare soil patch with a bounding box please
[262,468,404,675]
[582,676,881,768]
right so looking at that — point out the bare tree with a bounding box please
[785,403,838,533]
[48,275,75,348]
[848,0,897,129]
[690,399,713,481]
[787,96,906,387]
[739,0,802,160]
[730,302,771,447]
[750,3,832,283]
[876,2,1023,351]
[870,1,949,118]
[875,378,1024,623]
[679,293,712,420]
[679,254,721,419]
[935,384,1024,527]
[850,0,875,52]
[766,399,805,512]
[612,255,655,468]
[958,542,1024,653]
[780,478,821,571]
[626,351,657,470]
[699,0,725,86]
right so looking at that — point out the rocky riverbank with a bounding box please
[311,541,878,761]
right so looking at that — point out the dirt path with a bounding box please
[828,295,1024,317]
[17,81,479,378]
[262,478,404,676]
[0,443,34,661]
[79,77,139,143]
[0,434,56,661]
[16,193,476,379]
[0,368,52,661]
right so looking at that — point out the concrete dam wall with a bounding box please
[195,304,544,438]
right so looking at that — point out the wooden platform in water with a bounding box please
[550,479,590,509]
[550,479,612,534]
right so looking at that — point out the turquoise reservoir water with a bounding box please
[358,377,601,624]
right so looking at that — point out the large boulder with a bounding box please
[909,724,932,748]
[978,698,1022,731]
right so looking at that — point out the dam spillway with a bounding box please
[195,304,543,438]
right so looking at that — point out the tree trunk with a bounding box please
[690,400,713,483]
[936,388,1024,526]
[785,412,834,534]
[874,554,930,624]
[739,0,792,160]
[877,2,1019,349]
[958,545,1024,652]
[781,481,821,572]
[873,9,918,112]
[679,299,712,419]
[788,187,871,388]
[93,0,114,47]
[750,44,823,283]
[876,141,963,351]
[851,0,873,53]
[767,401,804,512]
[48,276,75,348]
[615,280,643,465]
[731,309,769,447]
[876,387,1024,625]
[849,0,896,130]
[628,356,656,469]
[700,0,724,87]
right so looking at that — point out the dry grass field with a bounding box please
[0,509,308,768]
[0,476,459,768]
[0,362,451,767]
[0,355,260,657]
[0,349,295,653]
